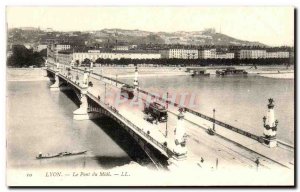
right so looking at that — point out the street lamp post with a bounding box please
[255,157,260,171]
[213,108,216,131]
[165,92,169,138]
[116,75,118,86]
[76,67,79,82]
[104,83,106,104]
[166,92,169,109]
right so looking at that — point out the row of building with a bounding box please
[238,50,290,59]
[46,44,291,65]
[161,49,290,59]
[49,48,161,65]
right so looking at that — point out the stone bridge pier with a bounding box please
[73,87,90,120]
[72,69,102,120]
[50,70,60,91]
[47,67,102,121]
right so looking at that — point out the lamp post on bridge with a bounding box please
[213,108,216,131]
[76,67,79,82]
[165,92,169,138]
[165,117,168,138]
[104,82,107,104]
[116,74,118,86]
[262,98,278,148]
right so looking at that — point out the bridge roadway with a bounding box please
[45,64,294,171]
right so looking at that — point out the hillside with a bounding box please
[94,28,267,46]
[8,27,267,47]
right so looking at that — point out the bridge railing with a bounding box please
[183,108,261,142]
[87,93,172,156]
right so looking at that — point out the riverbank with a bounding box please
[91,67,188,78]
[7,65,294,81]
[258,73,294,79]
[7,68,48,81]
[89,65,294,79]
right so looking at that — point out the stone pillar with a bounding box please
[82,69,89,87]
[133,65,139,89]
[173,108,187,159]
[73,88,89,120]
[70,59,74,68]
[50,71,60,91]
[262,98,278,148]
[90,61,94,73]
[56,62,60,70]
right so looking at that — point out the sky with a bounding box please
[6,7,294,46]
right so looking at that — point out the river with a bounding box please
[6,80,152,170]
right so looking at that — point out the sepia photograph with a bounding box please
[5,6,295,186]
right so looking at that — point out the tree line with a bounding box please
[7,45,46,68]
[79,57,293,67]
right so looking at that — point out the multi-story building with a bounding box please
[215,52,235,59]
[73,51,102,62]
[57,50,161,64]
[238,50,267,59]
[198,49,217,59]
[266,51,289,58]
[160,49,198,59]
[238,49,290,59]
[55,44,71,51]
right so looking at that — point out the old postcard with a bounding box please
[6,6,295,186]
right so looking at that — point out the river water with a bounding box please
[121,75,294,145]
[7,73,294,170]
[7,81,152,170]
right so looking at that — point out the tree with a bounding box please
[75,60,80,67]
[39,48,47,57]
[81,58,91,66]
[7,45,45,68]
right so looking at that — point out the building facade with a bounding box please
[238,50,267,59]
[55,44,71,51]
[215,52,235,59]
[266,51,289,58]
[160,49,198,59]
[238,50,290,59]
[70,51,161,64]
[198,49,217,59]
